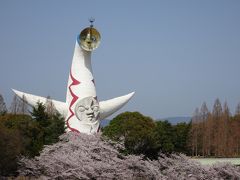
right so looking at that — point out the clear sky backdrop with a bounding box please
[0,0,240,119]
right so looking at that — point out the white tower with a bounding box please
[12,20,135,134]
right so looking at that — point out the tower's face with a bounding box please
[79,27,101,51]
[74,97,100,123]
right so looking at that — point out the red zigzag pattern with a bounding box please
[66,70,80,133]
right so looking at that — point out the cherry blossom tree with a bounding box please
[18,132,240,179]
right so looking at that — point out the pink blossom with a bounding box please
[19,132,240,179]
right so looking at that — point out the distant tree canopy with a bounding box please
[102,112,191,159]
[103,112,158,158]
[153,120,174,153]
[173,122,190,154]
[0,102,65,176]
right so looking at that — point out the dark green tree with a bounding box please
[103,112,158,159]
[153,120,174,153]
[0,103,65,176]
[44,112,66,144]
[173,122,191,154]
[0,123,21,176]
[0,114,43,157]
[31,102,65,145]
[0,113,43,176]
[31,102,50,127]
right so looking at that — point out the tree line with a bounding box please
[189,99,240,157]
[102,111,190,159]
[1,92,240,176]
[0,93,65,176]
[102,99,240,159]
[0,93,56,116]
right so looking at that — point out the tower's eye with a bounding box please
[78,106,86,112]
[92,105,99,112]
[79,27,101,51]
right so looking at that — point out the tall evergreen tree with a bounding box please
[31,102,65,145]
[31,102,49,127]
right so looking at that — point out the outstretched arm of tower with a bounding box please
[99,92,135,120]
[12,89,68,116]
[12,88,134,121]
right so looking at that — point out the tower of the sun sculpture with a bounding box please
[12,20,135,134]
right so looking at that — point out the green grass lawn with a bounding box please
[192,158,240,165]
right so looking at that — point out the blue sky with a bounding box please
[0,0,240,119]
